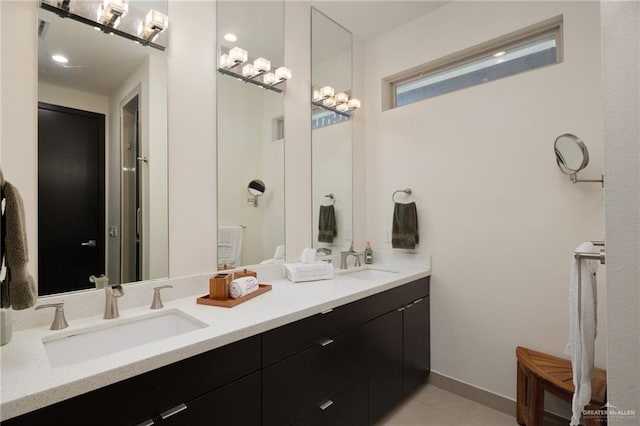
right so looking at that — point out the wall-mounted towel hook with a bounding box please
[324,193,335,206]
[392,188,412,203]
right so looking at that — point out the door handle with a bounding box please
[81,240,96,247]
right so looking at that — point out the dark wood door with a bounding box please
[37,102,105,295]
[404,296,431,395]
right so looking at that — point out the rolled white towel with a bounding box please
[229,276,259,299]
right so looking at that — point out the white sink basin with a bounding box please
[42,309,208,368]
[344,269,398,281]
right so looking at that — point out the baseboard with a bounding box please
[427,371,571,424]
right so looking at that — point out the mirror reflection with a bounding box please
[217,1,285,269]
[37,2,169,296]
[311,8,353,252]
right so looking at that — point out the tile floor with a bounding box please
[376,384,520,426]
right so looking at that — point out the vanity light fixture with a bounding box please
[217,46,291,93]
[97,0,128,28]
[139,9,168,42]
[311,85,361,116]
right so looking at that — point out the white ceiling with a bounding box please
[308,1,448,41]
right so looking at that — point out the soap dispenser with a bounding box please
[365,242,373,264]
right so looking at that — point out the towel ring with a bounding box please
[392,188,412,203]
[324,193,335,206]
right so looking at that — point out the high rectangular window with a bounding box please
[385,16,563,109]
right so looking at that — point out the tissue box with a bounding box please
[285,262,334,283]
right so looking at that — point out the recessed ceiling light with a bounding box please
[224,33,238,42]
[51,54,69,64]
[492,51,506,58]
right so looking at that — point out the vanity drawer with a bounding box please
[262,298,369,367]
[157,371,261,426]
[293,376,368,426]
[262,324,368,426]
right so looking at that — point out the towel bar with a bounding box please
[392,188,412,203]
[574,251,606,265]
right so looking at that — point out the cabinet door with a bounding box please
[367,308,404,424]
[293,377,368,426]
[403,296,430,396]
[159,371,261,426]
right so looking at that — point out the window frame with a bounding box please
[383,15,564,110]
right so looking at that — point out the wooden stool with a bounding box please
[516,346,607,426]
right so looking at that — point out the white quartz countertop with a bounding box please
[0,262,430,421]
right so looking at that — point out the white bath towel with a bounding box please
[565,241,599,426]
[229,276,259,299]
[218,226,243,268]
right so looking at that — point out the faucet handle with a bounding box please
[35,303,69,330]
[89,274,110,289]
[150,285,173,309]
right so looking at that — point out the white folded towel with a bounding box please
[229,276,259,299]
[565,241,599,426]
[285,262,334,283]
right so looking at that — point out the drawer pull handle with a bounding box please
[397,307,406,312]
[413,297,424,304]
[319,338,334,347]
[321,308,333,315]
[160,403,187,419]
[134,420,155,426]
[405,302,414,309]
[319,400,334,411]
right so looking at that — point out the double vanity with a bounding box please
[1,258,430,426]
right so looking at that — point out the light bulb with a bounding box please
[229,47,248,64]
[336,103,350,112]
[275,67,291,81]
[323,96,336,107]
[263,72,277,85]
[242,63,256,78]
[219,54,233,69]
[313,89,322,102]
[139,9,169,41]
[254,57,271,73]
[335,92,348,104]
[348,98,361,109]
[320,86,335,99]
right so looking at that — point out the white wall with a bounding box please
[602,0,640,419]
[364,0,605,402]
[166,1,217,278]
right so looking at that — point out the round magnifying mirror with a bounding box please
[248,179,266,197]
[554,133,589,175]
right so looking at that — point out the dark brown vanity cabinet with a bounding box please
[3,277,430,426]
[263,276,430,426]
[2,335,262,426]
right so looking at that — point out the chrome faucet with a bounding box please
[90,275,124,319]
[340,242,362,269]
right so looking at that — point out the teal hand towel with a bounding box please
[318,205,337,243]
[392,202,419,249]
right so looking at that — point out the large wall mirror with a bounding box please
[37,1,169,296]
[311,8,353,252]
[216,1,285,269]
